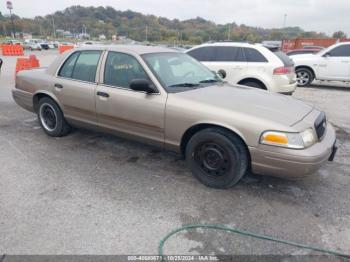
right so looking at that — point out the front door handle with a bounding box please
[97,91,110,98]
[54,83,63,89]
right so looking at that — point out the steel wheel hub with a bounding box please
[40,103,57,131]
[195,142,231,176]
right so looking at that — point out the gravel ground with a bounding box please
[0,50,349,257]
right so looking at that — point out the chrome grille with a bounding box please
[314,112,326,140]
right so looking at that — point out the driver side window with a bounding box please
[104,52,150,89]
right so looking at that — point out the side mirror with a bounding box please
[217,69,227,79]
[130,79,157,94]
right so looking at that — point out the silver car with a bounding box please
[13,45,337,188]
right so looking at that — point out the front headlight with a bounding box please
[300,128,317,148]
[260,128,316,149]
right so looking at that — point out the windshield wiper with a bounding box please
[168,83,200,88]
[199,79,220,83]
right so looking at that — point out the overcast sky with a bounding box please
[1,0,350,35]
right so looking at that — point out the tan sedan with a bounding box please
[13,45,337,188]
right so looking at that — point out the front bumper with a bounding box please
[249,123,337,178]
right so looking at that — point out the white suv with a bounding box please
[292,42,350,86]
[186,42,296,94]
[23,39,42,51]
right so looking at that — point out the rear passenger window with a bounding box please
[329,45,350,57]
[58,51,101,82]
[104,52,149,89]
[187,47,215,61]
[244,48,268,62]
[72,51,101,82]
[215,47,245,62]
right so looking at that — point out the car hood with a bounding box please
[173,84,313,127]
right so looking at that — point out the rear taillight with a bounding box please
[273,67,292,75]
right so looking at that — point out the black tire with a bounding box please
[241,81,266,90]
[185,128,249,189]
[37,97,71,137]
[296,68,314,87]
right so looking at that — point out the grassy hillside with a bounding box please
[0,6,328,43]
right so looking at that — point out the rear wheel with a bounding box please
[296,68,314,86]
[185,128,249,189]
[37,97,71,137]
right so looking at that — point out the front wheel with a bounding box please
[37,97,71,137]
[296,68,314,87]
[185,128,249,189]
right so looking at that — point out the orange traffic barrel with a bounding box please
[15,55,40,76]
[29,55,40,67]
[59,45,74,54]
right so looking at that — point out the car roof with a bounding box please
[334,41,350,46]
[78,44,178,55]
[194,42,255,47]
[288,48,320,52]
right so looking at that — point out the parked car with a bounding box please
[47,42,56,49]
[303,45,325,50]
[38,40,50,50]
[186,42,296,94]
[23,39,42,51]
[79,41,96,46]
[292,42,350,86]
[52,41,60,48]
[4,39,22,45]
[12,46,337,188]
[59,42,76,47]
[287,48,322,56]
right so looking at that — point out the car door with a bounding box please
[53,50,102,125]
[95,51,167,146]
[208,46,248,84]
[242,47,270,75]
[187,46,247,84]
[317,44,350,80]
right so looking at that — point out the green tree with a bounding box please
[332,31,347,38]
[0,5,331,43]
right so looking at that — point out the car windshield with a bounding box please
[142,52,222,92]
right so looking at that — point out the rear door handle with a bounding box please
[54,83,63,89]
[97,91,110,98]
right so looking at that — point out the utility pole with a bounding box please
[145,25,148,42]
[227,24,231,41]
[283,14,287,28]
[6,1,15,38]
[51,15,56,38]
